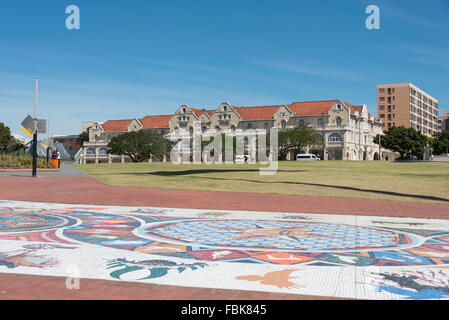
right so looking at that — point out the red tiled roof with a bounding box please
[233,105,281,120]
[101,119,133,132]
[288,100,370,117]
[139,115,171,128]
[288,100,339,116]
[343,102,363,114]
[190,108,215,118]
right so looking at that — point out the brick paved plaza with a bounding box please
[1,165,449,300]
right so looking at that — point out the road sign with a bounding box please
[37,119,46,134]
[21,115,46,135]
[21,115,36,135]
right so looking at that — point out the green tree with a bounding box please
[432,130,449,155]
[0,122,12,154]
[0,122,24,154]
[107,130,172,162]
[374,126,427,159]
[76,130,90,148]
[277,126,323,160]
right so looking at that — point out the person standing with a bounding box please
[57,150,61,168]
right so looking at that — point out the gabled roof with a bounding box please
[190,108,215,118]
[101,119,133,132]
[139,115,172,128]
[233,105,281,121]
[343,102,363,115]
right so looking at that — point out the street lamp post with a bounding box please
[32,78,38,177]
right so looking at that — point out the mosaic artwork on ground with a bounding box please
[1,200,449,300]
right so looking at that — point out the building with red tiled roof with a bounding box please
[82,99,390,163]
[101,119,133,132]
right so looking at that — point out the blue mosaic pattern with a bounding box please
[142,219,416,252]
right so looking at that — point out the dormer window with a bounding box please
[183,108,186,113]
[336,104,342,110]
[223,106,227,111]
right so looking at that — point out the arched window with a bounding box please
[231,125,236,132]
[86,148,95,156]
[215,125,220,131]
[189,127,194,136]
[336,117,342,126]
[328,133,343,143]
[281,120,286,129]
[99,148,107,155]
[299,119,305,127]
[202,126,207,133]
[243,137,249,146]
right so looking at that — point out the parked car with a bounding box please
[296,154,320,161]
[235,155,250,162]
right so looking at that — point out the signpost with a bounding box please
[32,78,38,177]
[20,79,39,177]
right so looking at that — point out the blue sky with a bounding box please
[0,0,448,136]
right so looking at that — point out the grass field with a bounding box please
[76,161,449,205]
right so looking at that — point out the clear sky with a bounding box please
[0,0,448,136]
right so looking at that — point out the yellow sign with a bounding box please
[22,127,36,137]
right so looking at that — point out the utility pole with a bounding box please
[379,134,382,160]
[32,78,38,177]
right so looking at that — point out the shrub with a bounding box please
[0,154,56,169]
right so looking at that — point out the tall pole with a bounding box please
[379,134,382,160]
[32,78,38,177]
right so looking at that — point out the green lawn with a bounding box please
[76,161,449,205]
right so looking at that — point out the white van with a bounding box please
[296,154,320,161]
[235,155,250,162]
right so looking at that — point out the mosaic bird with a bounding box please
[235,269,301,289]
